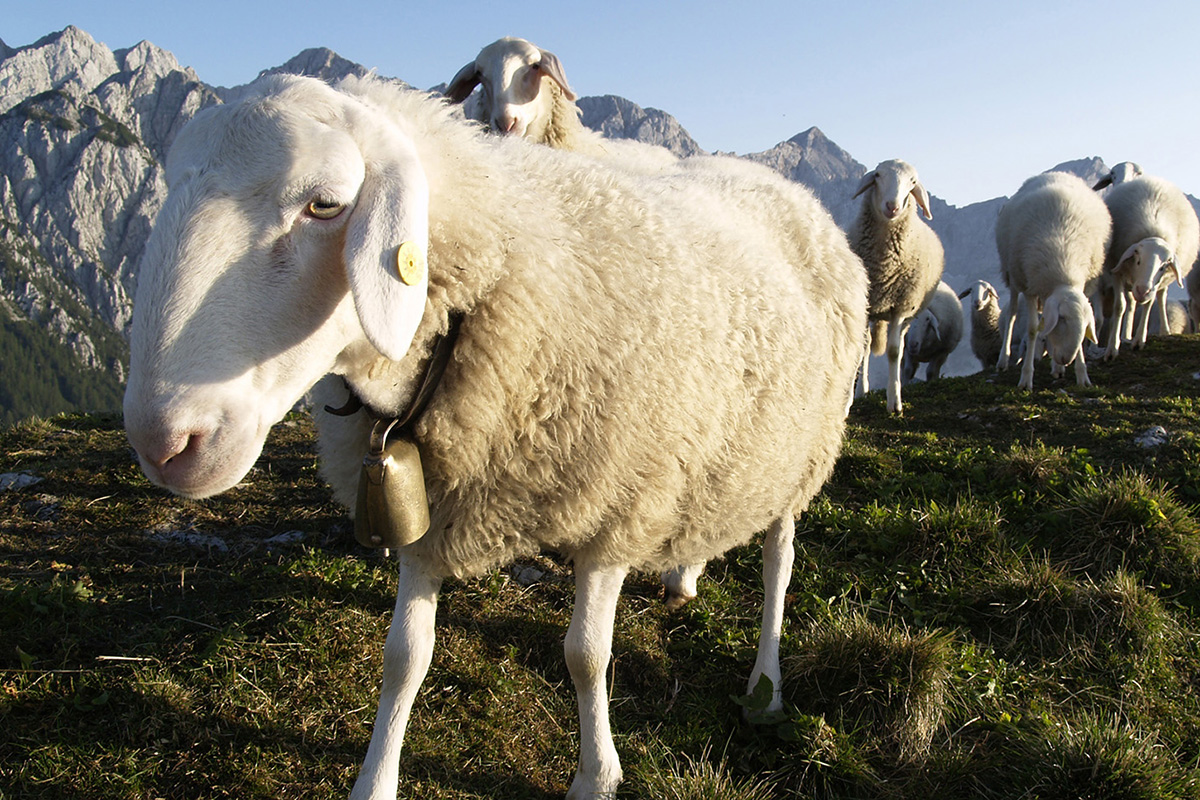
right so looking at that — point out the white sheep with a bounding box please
[122,74,868,800]
[849,159,945,414]
[1099,175,1200,359]
[1093,161,1144,190]
[901,280,963,383]
[1148,298,1194,335]
[445,36,601,152]
[995,172,1109,390]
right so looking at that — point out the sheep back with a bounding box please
[337,79,868,579]
[996,172,1111,299]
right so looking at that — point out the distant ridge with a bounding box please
[1,25,1196,422]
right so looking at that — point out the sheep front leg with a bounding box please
[662,562,704,611]
[350,554,442,800]
[1018,294,1040,391]
[997,292,1019,371]
[885,317,908,414]
[1104,289,1127,361]
[565,560,628,800]
[746,512,795,715]
[857,326,872,396]
[1073,347,1092,387]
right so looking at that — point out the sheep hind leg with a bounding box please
[1018,295,1040,391]
[662,562,704,610]
[565,560,628,800]
[745,511,796,716]
[350,554,442,800]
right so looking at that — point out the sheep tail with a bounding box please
[870,320,888,356]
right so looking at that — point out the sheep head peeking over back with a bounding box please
[446,36,577,142]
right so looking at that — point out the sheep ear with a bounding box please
[1093,174,1113,190]
[446,62,481,103]
[535,49,577,101]
[929,315,942,342]
[911,181,933,220]
[1113,242,1141,274]
[852,171,877,199]
[1085,318,1098,344]
[1042,301,1060,335]
[1167,259,1183,287]
[344,126,431,362]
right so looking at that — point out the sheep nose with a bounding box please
[129,428,205,485]
[884,201,899,217]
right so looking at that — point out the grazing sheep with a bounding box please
[1093,161,1144,190]
[995,172,1109,390]
[849,159,944,414]
[901,280,963,383]
[122,74,868,800]
[1100,175,1200,358]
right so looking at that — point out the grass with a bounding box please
[2,334,1200,798]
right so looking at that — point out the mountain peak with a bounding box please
[257,47,369,84]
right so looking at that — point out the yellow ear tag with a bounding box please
[396,241,426,286]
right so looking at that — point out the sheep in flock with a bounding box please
[122,74,868,800]
[901,280,963,383]
[849,158,945,414]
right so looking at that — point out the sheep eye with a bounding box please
[306,198,345,220]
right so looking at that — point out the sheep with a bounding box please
[994,172,1109,390]
[445,37,599,152]
[849,159,945,414]
[1093,161,1144,190]
[1099,175,1200,359]
[1147,298,1194,335]
[122,74,868,800]
[901,280,963,383]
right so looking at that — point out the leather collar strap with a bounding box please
[325,311,464,435]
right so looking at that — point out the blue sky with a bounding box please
[6,1,1200,207]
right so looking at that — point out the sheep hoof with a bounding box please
[664,589,696,611]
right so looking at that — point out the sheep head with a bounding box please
[853,159,933,221]
[1041,286,1096,368]
[124,75,431,499]
[1092,161,1144,190]
[446,37,576,140]
[1112,236,1181,303]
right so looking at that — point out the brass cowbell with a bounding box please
[354,418,431,549]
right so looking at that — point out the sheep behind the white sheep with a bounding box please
[1100,175,1200,358]
[122,74,868,800]
[445,36,604,154]
[849,158,945,414]
[1093,161,1144,190]
[1188,261,1200,331]
[995,172,1109,390]
[901,280,963,383]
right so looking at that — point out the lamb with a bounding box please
[1099,174,1199,358]
[122,74,868,800]
[1093,161,1144,190]
[995,172,1109,390]
[901,280,963,383]
[849,159,945,414]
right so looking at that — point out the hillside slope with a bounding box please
[2,334,1199,798]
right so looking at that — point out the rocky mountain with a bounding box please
[1,26,1195,423]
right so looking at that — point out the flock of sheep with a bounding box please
[118,35,1200,800]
